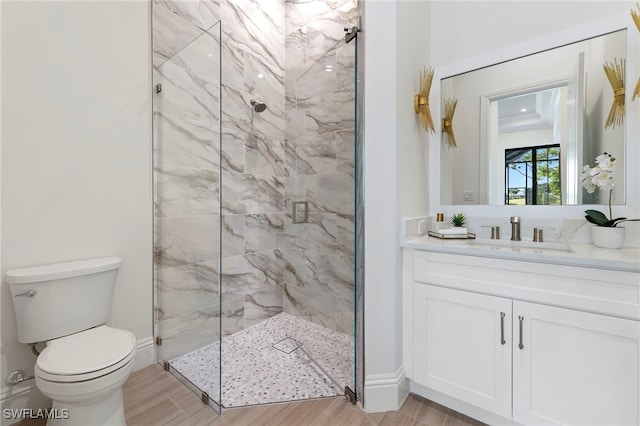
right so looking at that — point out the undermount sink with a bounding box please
[466,239,573,253]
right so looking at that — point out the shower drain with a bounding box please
[272,337,302,354]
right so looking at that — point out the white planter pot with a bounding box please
[591,226,625,249]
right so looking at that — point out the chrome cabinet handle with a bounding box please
[500,312,506,345]
[14,290,37,297]
[518,316,524,350]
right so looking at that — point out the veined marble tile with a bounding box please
[336,42,356,92]
[221,33,245,90]
[221,295,244,337]
[335,296,355,336]
[280,248,304,286]
[295,49,337,102]
[221,130,245,173]
[221,0,285,73]
[155,215,220,269]
[155,165,219,217]
[221,250,284,300]
[284,139,296,177]
[305,24,342,64]
[300,251,354,300]
[244,286,284,328]
[288,213,337,254]
[154,30,222,170]
[157,306,219,360]
[245,133,285,177]
[284,28,307,92]
[155,0,220,32]
[153,130,220,172]
[251,101,286,144]
[221,214,245,258]
[305,91,354,136]
[336,214,355,257]
[247,249,286,285]
[284,101,306,143]
[244,53,285,110]
[284,283,336,330]
[153,0,220,68]
[284,176,306,212]
[295,132,337,175]
[245,213,285,254]
[221,84,252,138]
[305,172,354,215]
[155,29,221,108]
[285,0,356,34]
[336,130,355,177]
[156,260,219,320]
[221,172,284,214]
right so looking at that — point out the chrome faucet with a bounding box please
[510,216,521,241]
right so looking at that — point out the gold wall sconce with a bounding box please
[442,98,458,149]
[632,3,640,100]
[603,58,625,129]
[414,67,435,133]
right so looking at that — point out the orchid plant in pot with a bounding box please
[582,153,639,248]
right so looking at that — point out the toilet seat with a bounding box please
[36,326,136,383]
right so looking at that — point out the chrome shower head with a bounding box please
[250,99,267,113]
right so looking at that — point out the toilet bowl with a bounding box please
[34,326,136,426]
[6,257,136,426]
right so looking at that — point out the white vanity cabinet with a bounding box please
[413,284,512,418]
[512,300,639,425]
[404,249,640,425]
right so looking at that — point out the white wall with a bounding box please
[363,0,401,412]
[363,0,431,412]
[431,1,637,67]
[0,0,153,420]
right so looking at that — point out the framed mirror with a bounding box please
[440,29,627,206]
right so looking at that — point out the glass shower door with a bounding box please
[287,33,359,401]
[153,20,222,411]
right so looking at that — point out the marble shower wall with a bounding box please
[153,0,358,362]
[283,0,358,336]
[153,2,222,361]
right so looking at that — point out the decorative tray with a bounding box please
[428,231,476,240]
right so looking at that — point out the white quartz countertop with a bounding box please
[402,235,640,273]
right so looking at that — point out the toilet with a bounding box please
[6,257,136,426]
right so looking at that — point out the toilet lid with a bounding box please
[37,326,136,377]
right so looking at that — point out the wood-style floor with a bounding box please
[16,363,485,426]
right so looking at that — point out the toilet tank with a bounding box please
[6,257,122,343]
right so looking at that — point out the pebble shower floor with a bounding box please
[170,313,354,407]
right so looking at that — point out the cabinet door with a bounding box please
[513,301,639,425]
[413,284,512,418]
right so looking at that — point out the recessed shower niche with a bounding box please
[151,0,363,412]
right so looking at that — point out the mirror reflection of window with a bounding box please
[505,145,561,205]
[493,86,566,205]
[439,29,626,206]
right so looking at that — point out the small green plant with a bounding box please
[451,213,466,227]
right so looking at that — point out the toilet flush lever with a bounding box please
[14,290,37,297]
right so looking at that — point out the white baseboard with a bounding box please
[363,365,410,413]
[133,336,156,371]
